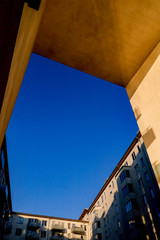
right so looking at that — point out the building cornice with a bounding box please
[87,131,141,214]
[12,212,89,223]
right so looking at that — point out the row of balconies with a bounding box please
[26,234,86,240]
[27,222,85,235]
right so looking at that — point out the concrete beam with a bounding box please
[33,0,160,86]
[0,0,46,148]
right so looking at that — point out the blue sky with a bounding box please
[6,53,138,219]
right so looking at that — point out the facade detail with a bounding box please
[80,132,160,240]
[3,213,89,240]
[2,132,160,240]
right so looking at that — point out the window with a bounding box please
[122,184,133,197]
[140,158,145,167]
[116,206,119,213]
[17,217,23,224]
[112,181,114,188]
[120,171,125,182]
[8,216,12,223]
[84,225,87,231]
[95,221,101,228]
[42,220,47,226]
[156,208,160,218]
[72,224,75,227]
[41,231,46,238]
[126,200,132,213]
[1,150,5,169]
[137,145,141,153]
[125,199,137,213]
[5,185,8,198]
[138,178,144,189]
[95,233,102,240]
[35,219,40,223]
[15,228,22,236]
[142,195,147,206]
[97,201,100,206]
[145,172,150,182]
[134,164,139,174]
[132,152,136,161]
[104,193,106,199]
[110,191,112,195]
[28,218,34,223]
[120,170,130,183]
[150,189,155,199]
[129,219,136,230]
[101,196,103,203]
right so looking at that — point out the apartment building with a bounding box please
[3,212,89,240]
[2,132,160,240]
[79,132,160,240]
[0,137,12,239]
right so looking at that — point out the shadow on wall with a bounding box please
[91,143,160,240]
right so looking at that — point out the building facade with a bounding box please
[3,212,89,240]
[80,132,160,240]
[3,132,160,240]
[0,137,12,239]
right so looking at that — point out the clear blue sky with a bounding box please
[6,53,138,219]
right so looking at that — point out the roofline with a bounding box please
[87,131,141,213]
[79,208,88,220]
[12,212,89,223]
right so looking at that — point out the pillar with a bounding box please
[126,42,160,188]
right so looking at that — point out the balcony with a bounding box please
[71,227,85,235]
[51,224,66,233]
[50,236,64,240]
[3,222,12,234]
[27,220,41,230]
[25,232,39,239]
[72,237,87,240]
[93,227,101,236]
[94,233,101,240]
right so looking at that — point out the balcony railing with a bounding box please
[25,232,39,240]
[51,224,66,233]
[72,238,87,240]
[27,220,41,230]
[50,236,64,240]
[93,228,101,235]
[71,227,85,235]
[94,233,101,240]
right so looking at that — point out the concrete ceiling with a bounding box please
[33,0,160,87]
